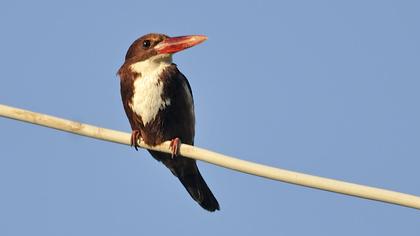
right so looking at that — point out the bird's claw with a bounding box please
[130,130,141,151]
[169,137,181,159]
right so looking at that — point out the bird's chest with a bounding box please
[130,66,171,126]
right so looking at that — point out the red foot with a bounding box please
[131,130,141,151]
[169,137,181,158]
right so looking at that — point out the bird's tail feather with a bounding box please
[177,170,220,212]
[148,150,220,211]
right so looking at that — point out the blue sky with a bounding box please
[1,0,420,235]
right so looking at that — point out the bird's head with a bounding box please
[123,33,207,64]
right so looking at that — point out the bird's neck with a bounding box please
[129,54,173,76]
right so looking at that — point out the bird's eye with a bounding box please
[142,40,151,48]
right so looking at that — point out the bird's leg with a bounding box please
[169,137,181,158]
[130,130,142,151]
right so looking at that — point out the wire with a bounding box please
[1,103,419,210]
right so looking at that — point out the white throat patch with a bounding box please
[129,54,173,125]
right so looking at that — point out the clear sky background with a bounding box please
[1,0,419,235]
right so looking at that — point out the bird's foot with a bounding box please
[169,137,181,158]
[130,130,141,151]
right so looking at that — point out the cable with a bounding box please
[1,103,419,210]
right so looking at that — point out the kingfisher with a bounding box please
[118,33,219,211]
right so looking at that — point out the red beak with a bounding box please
[155,35,208,54]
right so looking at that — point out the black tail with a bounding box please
[177,169,220,212]
[148,150,220,211]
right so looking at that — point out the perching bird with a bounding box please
[118,33,220,211]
